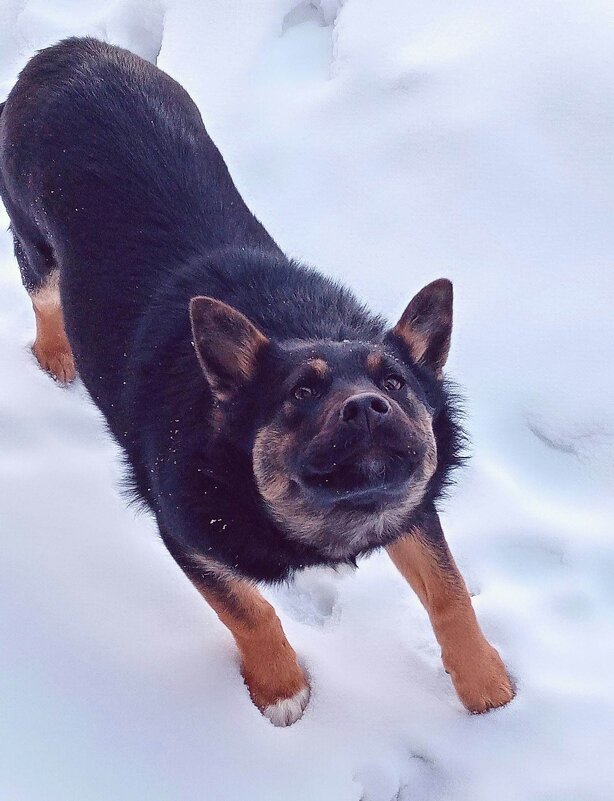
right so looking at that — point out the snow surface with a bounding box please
[1,1,614,799]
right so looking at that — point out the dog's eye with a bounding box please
[293,385,316,400]
[382,375,405,392]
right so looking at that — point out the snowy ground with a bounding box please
[1,1,614,799]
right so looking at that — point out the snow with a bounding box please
[1,1,613,799]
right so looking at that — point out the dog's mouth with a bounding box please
[299,446,416,505]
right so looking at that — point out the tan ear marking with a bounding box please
[392,278,453,374]
[189,296,268,397]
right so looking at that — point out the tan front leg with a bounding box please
[388,514,514,713]
[202,574,310,725]
[174,551,309,726]
[30,270,76,384]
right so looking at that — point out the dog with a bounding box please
[0,37,514,726]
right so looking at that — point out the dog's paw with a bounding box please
[445,642,515,714]
[262,686,310,727]
[243,656,311,727]
[32,342,76,384]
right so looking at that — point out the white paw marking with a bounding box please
[263,686,310,727]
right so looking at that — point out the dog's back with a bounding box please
[0,38,276,400]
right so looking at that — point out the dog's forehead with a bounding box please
[278,339,387,375]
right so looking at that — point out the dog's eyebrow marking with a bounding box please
[306,358,329,377]
[366,352,383,373]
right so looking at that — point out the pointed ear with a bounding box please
[189,297,269,399]
[386,279,453,376]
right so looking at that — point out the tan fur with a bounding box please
[30,271,76,384]
[393,325,430,365]
[387,532,514,713]
[252,424,295,506]
[306,358,329,378]
[365,351,383,373]
[233,331,268,382]
[187,555,309,710]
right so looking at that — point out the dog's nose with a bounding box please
[340,393,391,426]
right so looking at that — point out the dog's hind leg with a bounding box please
[29,268,76,384]
[387,512,515,713]
[163,537,310,726]
[9,222,76,384]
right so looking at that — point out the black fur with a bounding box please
[0,38,465,582]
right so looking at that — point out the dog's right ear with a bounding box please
[189,297,269,399]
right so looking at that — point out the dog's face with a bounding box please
[190,280,453,560]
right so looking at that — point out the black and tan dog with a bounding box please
[0,38,514,725]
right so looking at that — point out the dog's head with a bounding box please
[189,280,458,560]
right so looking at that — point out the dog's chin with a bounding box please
[297,451,414,512]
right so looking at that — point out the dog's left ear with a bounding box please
[385,279,453,376]
[189,296,269,399]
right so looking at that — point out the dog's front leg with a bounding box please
[165,540,309,726]
[387,512,515,713]
[203,574,310,726]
